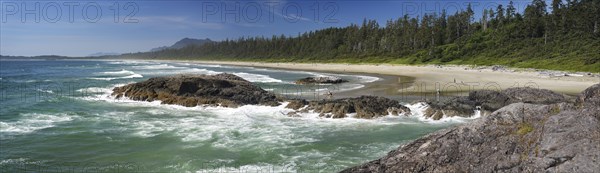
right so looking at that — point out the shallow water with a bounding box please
[0,60,476,172]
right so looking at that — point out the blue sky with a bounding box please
[0,0,535,57]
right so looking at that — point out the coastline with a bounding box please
[171,60,599,95]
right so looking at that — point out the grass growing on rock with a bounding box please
[550,105,561,115]
[517,123,534,135]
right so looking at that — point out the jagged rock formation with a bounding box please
[111,73,281,107]
[111,74,408,119]
[342,84,600,173]
[295,76,349,85]
[423,87,571,120]
[286,96,411,119]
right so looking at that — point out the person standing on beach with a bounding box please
[325,90,334,99]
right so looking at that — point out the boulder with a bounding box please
[423,97,479,120]
[341,84,600,173]
[287,96,411,119]
[577,83,600,109]
[577,83,600,120]
[295,76,349,85]
[502,87,569,104]
[285,99,309,110]
[112,73,281,107]
[422,87,570,120]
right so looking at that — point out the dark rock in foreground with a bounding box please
[423,87,571,120]
[112,73,280,107]
[342,84,600,173]
[286,96,411,119]
[295,76,349,85]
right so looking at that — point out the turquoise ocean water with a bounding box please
[0,60,475,172]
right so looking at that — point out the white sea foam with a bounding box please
[233,72,283,83]
[404,102,481,123]
[70,91,470,172]
[77,88,407,149]
[107,61,157,65]
[132,64,185,70]
[355,75,380,83]
[74,81,472,160]
[192,64,223,68]
[134,65,221,75]
[76,87,113,93]
[0,113,74,135]
[176,68,221,75]
[89,74,143,81]
[35,89,54,94]
[0,158,32,166]
[193,163,299,173]
[123,74,143,78]
[101,69,136,75]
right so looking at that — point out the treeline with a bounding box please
[118,0,600,72]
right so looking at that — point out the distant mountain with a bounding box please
[89,52,120,57]
[150,38,213,52]
[150,46,170,52]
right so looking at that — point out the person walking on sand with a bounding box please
[325,90,334,99]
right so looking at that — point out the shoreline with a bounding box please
[173,60,599,95]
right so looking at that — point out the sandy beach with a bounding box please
[176,60,599,95]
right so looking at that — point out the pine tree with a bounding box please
[496,5,505,27]
[507,1,516,22]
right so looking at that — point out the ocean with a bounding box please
[0,60,476,172]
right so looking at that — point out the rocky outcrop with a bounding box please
[423,87,571,120]
[342,84,600,173]
[285,99,309,110]
[111,73,281,107]
[295,76,349,85]
[286,96,411,119]
[111,74,409,119]
[578,83,600,109]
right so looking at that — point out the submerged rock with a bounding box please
[111,73,281,107]
[295,76,349,85]
[341,84,600,173]
[287,96,411,119]
[423,87,570,120]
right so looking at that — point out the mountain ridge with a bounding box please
[150,38,213,52]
